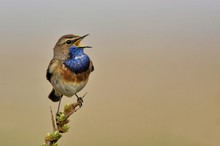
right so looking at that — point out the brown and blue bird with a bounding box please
[46,34,94,112]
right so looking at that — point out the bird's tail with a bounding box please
[48,89,62,102]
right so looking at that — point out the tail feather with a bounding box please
[48,89,62,102]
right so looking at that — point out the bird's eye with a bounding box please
[66,40,72,44]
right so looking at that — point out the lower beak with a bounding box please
[74,34,92,48]
[78,46,92,48]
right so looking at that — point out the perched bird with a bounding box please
[46,34,94,112]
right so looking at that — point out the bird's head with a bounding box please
[55,34,91,49]
[53,34,91,59]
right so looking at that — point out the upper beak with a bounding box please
[79,34,89,40]
[74,34,92,48]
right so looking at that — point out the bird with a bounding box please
[46,34,94,112]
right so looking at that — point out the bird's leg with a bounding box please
[57,98,62,114]
[75,94,83,107]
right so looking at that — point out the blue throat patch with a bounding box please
[64,46,90,74]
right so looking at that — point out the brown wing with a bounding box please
[46,59,59,82]
[90,60,94,72]
[46,68,52,82]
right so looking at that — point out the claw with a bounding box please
[77,97,83,107]
[75,94,83,107]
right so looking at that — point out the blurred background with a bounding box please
[0,0,220,145]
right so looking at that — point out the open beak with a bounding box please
[74,34,92,48]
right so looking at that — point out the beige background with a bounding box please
[0,0,220,145]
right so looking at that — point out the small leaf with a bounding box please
[56,112,67,125]
[41,143,47,146]
[64,103,72,113]
[62,124,70,133]
[45,133,53,141]
[53,131,62,140]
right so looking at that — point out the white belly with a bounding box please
[51,74,88,97]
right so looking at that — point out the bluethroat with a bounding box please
[46,34,94,112]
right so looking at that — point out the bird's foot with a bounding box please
[75,94,83,107]
[77,97,83,107]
